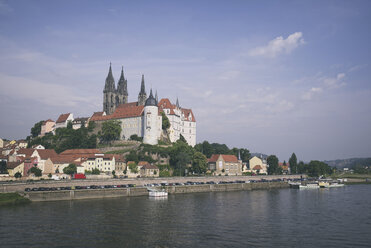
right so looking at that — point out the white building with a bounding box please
[55,113,74,129]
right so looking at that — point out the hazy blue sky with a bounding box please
[0,0,370,161]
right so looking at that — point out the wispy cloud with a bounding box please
[323,73,346,89]
[302,87,323,100]
[249,32,305,58]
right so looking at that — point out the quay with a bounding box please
[0,175,304,202]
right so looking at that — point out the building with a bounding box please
[40,119,55,136]
[0,138,3,148]
[55,113,74,129]
[140,162,159,177]
[7,161,24,177]
[92,64,196,146]
[72,117,89,130]
[208,154,242,176]
[248,156,268,175]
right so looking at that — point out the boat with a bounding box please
[299,183,319,189]
[147,187,168,197]
[319,181,345,188]
[289,182,301,189]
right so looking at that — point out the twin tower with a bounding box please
[103,64,148,115]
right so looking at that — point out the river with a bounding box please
[1,184,370,247]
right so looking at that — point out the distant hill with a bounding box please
[324,158,371,169]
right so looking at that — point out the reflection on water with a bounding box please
[1,185,371,248]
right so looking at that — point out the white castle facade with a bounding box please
[91,64,196,146]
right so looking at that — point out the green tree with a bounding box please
[297,161,306,174]
[63,163,77,176]
[126,150,139,163]
[179,134,187,144]
[91,168,100,175]
[128,162,138,173]
[29,166,42,177]
[14,172,22,178]
[130,134,143,142]
[100,120,122,143]
[87,121,96,132]
[0,161,7,174]
[289,153,298,174]
[161,112,170,130]
[192,152,207,175]
[31,121,43,137]
[307,160,332,177]
[267,155,281,175]
[67,120,73,129]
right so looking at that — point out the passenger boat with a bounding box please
[319,181,345,188]
[299,183,319,189]
[147,187,168,197]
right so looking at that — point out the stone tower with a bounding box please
[138,74,147,106]
[103,63,116,115]
[143,89,159,145]
[117,66,128,105]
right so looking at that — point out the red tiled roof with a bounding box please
[36,149,58,160]
[91,103,144,121]
[60,149,100,155]
[43,119,54,124]
[138,161,149,166]
[50,155,79,164]
[253,165,263,170]
[141,163,159,170]
[182,108,196,122]
[56,113,71,123]
[17,148,35,157]
[7,161,23,169]
[158,98,176,110]
[208,154,239,163]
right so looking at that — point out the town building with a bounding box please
[40,119,55,136]
[55,113,74,129]
[140,162,159,177]
[208,154,242,176]
[246,156,268,175]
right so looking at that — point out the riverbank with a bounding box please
[0,193,30,206]
[24,181,289,202]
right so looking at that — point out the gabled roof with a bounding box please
[208,154,239,163]
[7,161,23,169]
[36,149,58,160]
[60,149,100,155]
[158,98,176,110]
[56,113,71,123]
[182,108,196,122]
[138,161,149,166]
[141,163,159,170]
[43,119,55,124]
[17,148,35,157]
[50,155,79,164]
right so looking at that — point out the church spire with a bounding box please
[155,90,158,104]
[176,97,180,109]
[138,74,147,106]
[104,62,115,92]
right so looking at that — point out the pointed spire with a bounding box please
[149,88,153,97]
[117,66,128,97]
[155,90,158,104]
[104,62,115,92]
[176,97,180,108]
[140,74,146,94]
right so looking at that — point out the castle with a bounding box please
[90,64,196,146]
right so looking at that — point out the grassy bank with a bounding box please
[0,193,31,206]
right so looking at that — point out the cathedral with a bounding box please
[91,64,197,146]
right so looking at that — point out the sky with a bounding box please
[0,0,370,162]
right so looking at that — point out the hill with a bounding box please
[324,157,371,169]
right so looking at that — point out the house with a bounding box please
[32,144,45,149]
[114,155,126,175]
[55,113,74,129]
[279,162,290,174]
[50,155,79,174]
[7,161,24,177]
[40,119,55,136]
[140,162,159,177]
[82,154,115,173]
[248,156,268,175]
[23,157,38,177]
[72,117,89,130]
[208,154,242,176]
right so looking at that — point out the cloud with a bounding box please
[249,32,305,58]
[323,73,346,89]
[302,87,323,100]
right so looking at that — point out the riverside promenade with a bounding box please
[0,175,304,193]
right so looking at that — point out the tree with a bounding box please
[100,120,122,143]
[128,162,138,174]
[91,168,100,175]
[67,121,73,129]
[29,166,42,177]
[267,155,281,175]
[289,153,298,174]
[192,152,207,175]
[0,161,7,174]
[297,161,306,174]
[161,112,170,130]
[179,134,187,144]
[14,172,22,178]
[307,160,332,177]
[31,121,43,137]
[130,134,143,142]
[63,163,77,176]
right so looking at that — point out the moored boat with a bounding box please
[147,187,168,197]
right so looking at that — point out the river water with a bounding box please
[1,184,370,248]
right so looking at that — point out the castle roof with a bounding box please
[56,113,71,123]
[145,89,157,107]
[182,108,196,122]
[92,102,144,121]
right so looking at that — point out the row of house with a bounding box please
[207,154,269,176]
[1,147,159,179]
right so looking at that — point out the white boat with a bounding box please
[147,187,168,197]
[319,181,345,188]
[299,183,319,189]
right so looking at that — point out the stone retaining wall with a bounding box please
[24,181,289,202]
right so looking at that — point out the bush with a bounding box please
[14,172,22,178]
[130,134,143,142]
[159,170,171,177]
[29,166,42,177]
